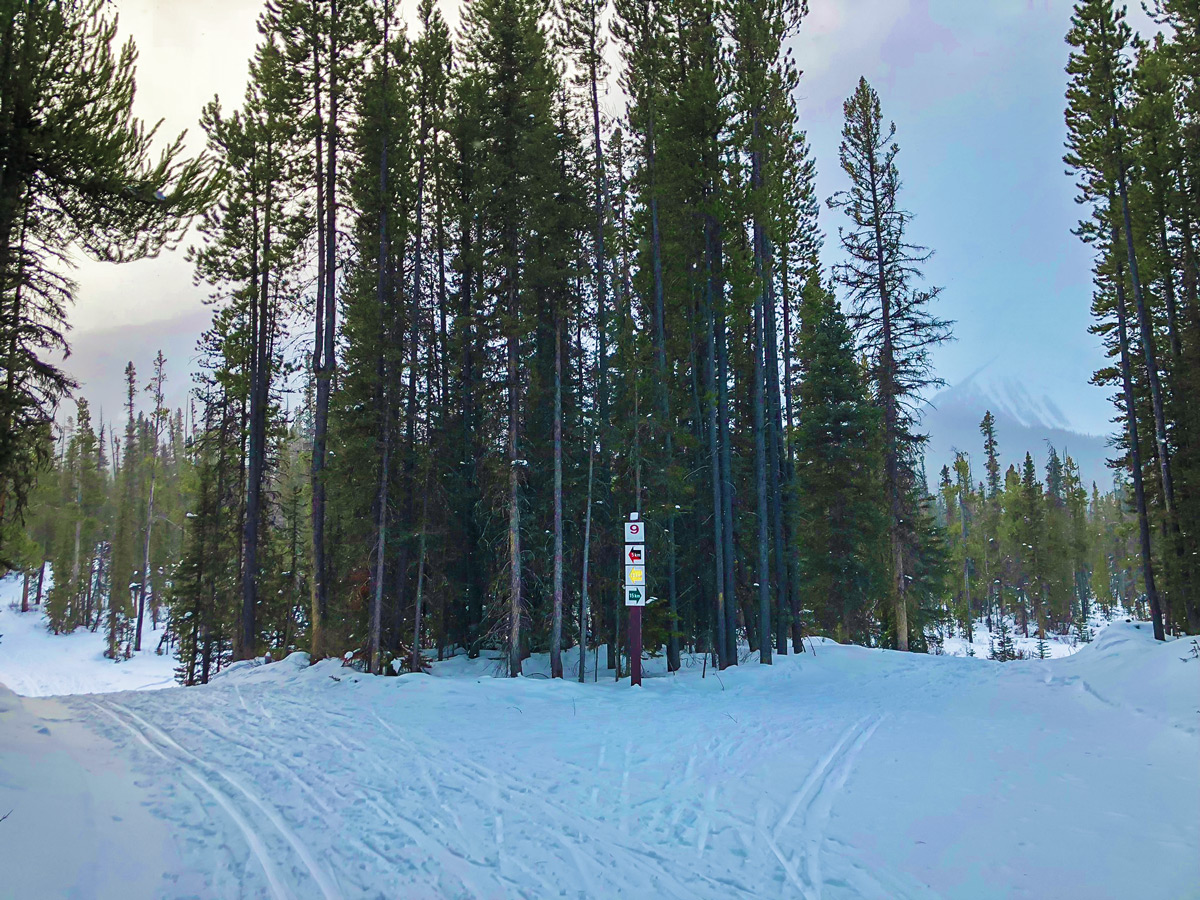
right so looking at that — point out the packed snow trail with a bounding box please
[0,685,192,899]
[1,624,1197,899]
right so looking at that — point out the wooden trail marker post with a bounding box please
[624,512,646,686]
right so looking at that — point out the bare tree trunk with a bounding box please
[704,239,729,669]
[1112,224,1165,641]
[579,441,594,683]
[411,489,429,673]
[551,321,564,679]
[762,241,788,656]
[241,162,272,661]
[781,249,803,653]
[506,249,523,676]
[1106,50,1175,519]
[635,86,680,670]
[716,273,737,667]
[310,0,340,661]
[401,75,432,658]
[136,479,155,652]
[368,7,392,676]
[20,570,29,613]
[750,121,772,665]
[753,270,771,664]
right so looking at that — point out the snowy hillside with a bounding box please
[0,576,176,696]
[921,367,1113,489]
[2,621,1197,899]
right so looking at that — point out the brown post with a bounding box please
[630,606,642,686]
[624,512,646,687]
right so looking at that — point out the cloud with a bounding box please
[57,307,213,427]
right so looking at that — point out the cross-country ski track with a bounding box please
[1,621,1197,900]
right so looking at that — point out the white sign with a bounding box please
[625,514,646,606]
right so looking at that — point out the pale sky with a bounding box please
[67,0,1148,435]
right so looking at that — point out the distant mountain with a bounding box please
[919,366,1117,492]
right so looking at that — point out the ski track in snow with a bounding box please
[91,701,293,900]
[84,676,774,898]
[0,618,1192,899]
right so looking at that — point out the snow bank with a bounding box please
[0,575,177,697]
[1054,621,1199,734]
[4,619,1184,899]
[1,564,1196,898]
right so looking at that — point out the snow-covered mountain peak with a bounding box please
[933,362,1082,436]
[921,364,1114,489]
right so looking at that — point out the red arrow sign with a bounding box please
[627,546,642,564]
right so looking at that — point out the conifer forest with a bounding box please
[2,0,1198,682]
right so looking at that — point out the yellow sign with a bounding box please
[626,566,644,585]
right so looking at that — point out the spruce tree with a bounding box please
[791,276,885,643]
[828,77,952,651]
[107,363,140,658]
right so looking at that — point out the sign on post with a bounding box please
[624,513,645,686]
[624,519,645,544]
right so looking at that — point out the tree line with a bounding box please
[1,0,1195,686]
[931,411,1153,660]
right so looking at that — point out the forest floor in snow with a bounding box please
[1,594,1198,899]
[0,598,175,697]
[939,618,1098,660]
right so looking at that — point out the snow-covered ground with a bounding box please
[1,606,1197,900]
[939,615,1106,660]
[0,575,176,696]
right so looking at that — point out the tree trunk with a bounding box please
[241,161,272,661]
[551,321,564,679]
[714,240,737,667]
[1116,166,1175,516]
[781,251,803,653]
[763,242,788,657]
[580,441,594,683]
[1112,226,1165,641]
[71,517,81,614]
[1098,14,1174,520]
[411,489,429,673]
[506,249,523,676]
[703,236,729,669]
[368,13,392,676]
[310,0,340,661]
[752,265,771,665]
[458,212,481,655]
[651,203,679,671]
[866,144,908,651]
